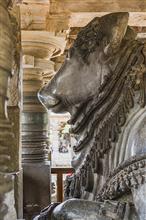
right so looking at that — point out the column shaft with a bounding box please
[22,67,51,219]
[0,1,17,219]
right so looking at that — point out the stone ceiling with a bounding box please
[19,0,146,82]
[20,0,146,55]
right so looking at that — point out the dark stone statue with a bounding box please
[37,12,146,220]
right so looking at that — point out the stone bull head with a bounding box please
[38,12,133,114]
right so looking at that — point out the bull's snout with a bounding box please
[38,90,60,109]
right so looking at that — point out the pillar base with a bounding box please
[23,162,51,220]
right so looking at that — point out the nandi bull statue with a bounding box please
[37,12,146,220]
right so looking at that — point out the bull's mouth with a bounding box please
[45,100,61,109]
[46,101,68,113]
[38,93,67,113]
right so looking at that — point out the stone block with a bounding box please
[23,162,51,219]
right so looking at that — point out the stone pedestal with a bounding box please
[22,111,51,219]
[23,163,51,219]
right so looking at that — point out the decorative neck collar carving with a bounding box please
[65,41,146,200]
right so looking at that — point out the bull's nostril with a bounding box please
[38,92,60,108]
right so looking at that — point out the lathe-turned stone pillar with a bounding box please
[0,1,17,219]
[22,31,65,219]
[22,62,51,219]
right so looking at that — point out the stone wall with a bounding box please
[0,1,22,219]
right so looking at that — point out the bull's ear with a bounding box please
[100,12,129,56]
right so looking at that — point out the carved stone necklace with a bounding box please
[65,40,146,201]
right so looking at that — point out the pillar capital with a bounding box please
[22,31,66,59]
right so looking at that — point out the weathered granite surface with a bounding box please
[38,12,146,220]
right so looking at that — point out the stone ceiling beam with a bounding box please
[45,0,146,33]
[22,0,49,4]
[49,0,146,13]
[20,4,49,30]
[20,1,146,35]
[69,12,146,28]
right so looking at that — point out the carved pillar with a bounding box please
[22,31,65,219]
[8,2,23,219]
[22,57,51,219]
[0,1,18,219]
